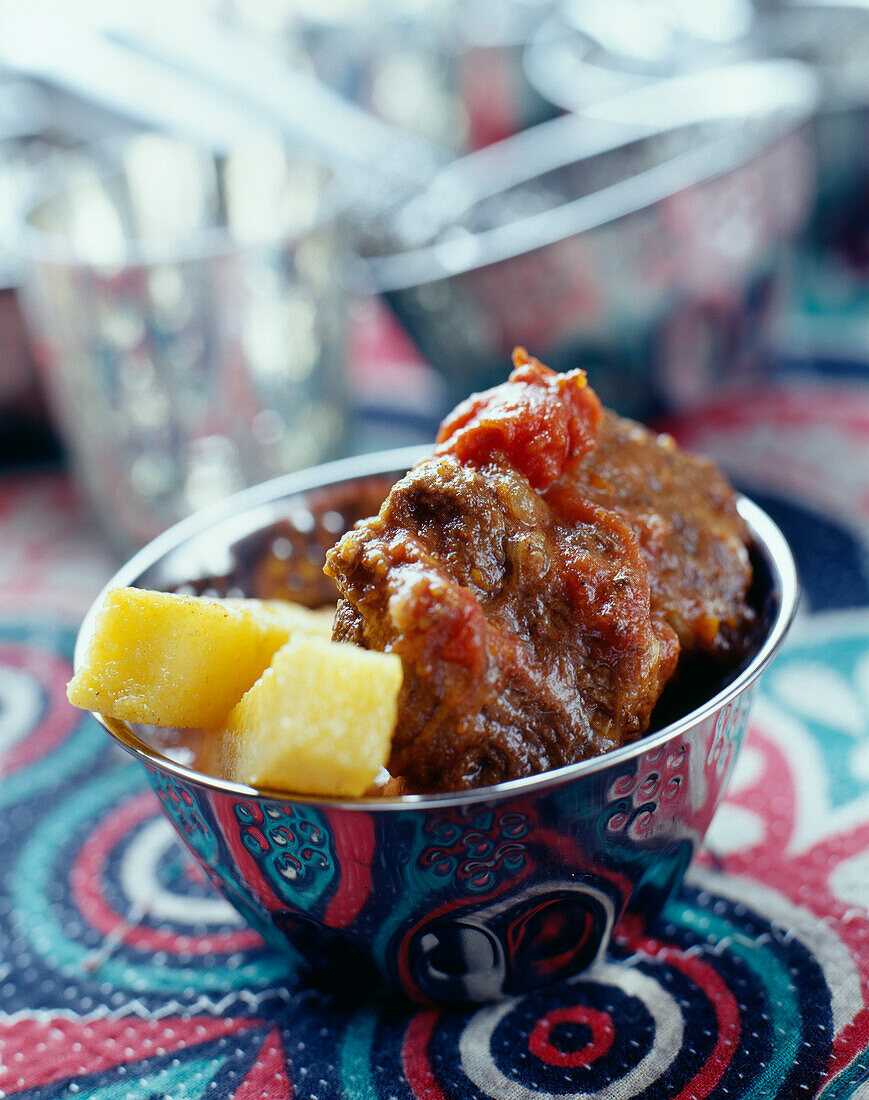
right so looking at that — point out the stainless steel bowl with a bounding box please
[75,446,798,1003]
[358,61,817,417]
[752,2,869,255]
[523,0,754,114]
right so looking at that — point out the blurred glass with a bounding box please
[17,133,348,552]
[0,77,58,419]
[221,0,559,157]
[223,0,468,153]
[749,2,869,358]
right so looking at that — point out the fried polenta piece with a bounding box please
[68,588,330,728]
[221,637,402,797]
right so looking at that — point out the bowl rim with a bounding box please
[76,444,799,811]
[523,1,755,105]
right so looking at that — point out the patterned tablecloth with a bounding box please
[0,328,868,1099]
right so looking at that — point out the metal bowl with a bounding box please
[523,0,755,114]
[752,3,869,257]
[357,61,817,418]
[75,446,798,1003]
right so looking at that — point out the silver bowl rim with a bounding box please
[523,0,755,99]
[525,5,869,116]
[76,443,799,811]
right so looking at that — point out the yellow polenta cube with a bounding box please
[222,598,334,637]
[68,588,330,728]
[223,637,402,797]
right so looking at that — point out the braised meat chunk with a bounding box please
[558,412,755,660]
[328,456,679,792]
[325,350,754,793]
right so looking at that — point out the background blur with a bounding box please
[0,0,867,572]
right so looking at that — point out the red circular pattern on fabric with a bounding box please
[0,643,78,775]
[627,931,741,1100]
[528,1005,615,1068]
[71,789,261,955]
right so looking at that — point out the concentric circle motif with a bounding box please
[71,787,261,956]
[0,627,100,808]
[13,766,293,998]
[340,881,837,1099]
[528,1005,615,1069]
[459,963,681,1100]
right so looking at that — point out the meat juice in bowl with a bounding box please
[70,351,798,1002]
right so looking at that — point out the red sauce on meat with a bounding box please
[435,348,602,491]
[325,351,753,793]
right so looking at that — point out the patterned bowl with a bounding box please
[75,446,798,1003]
